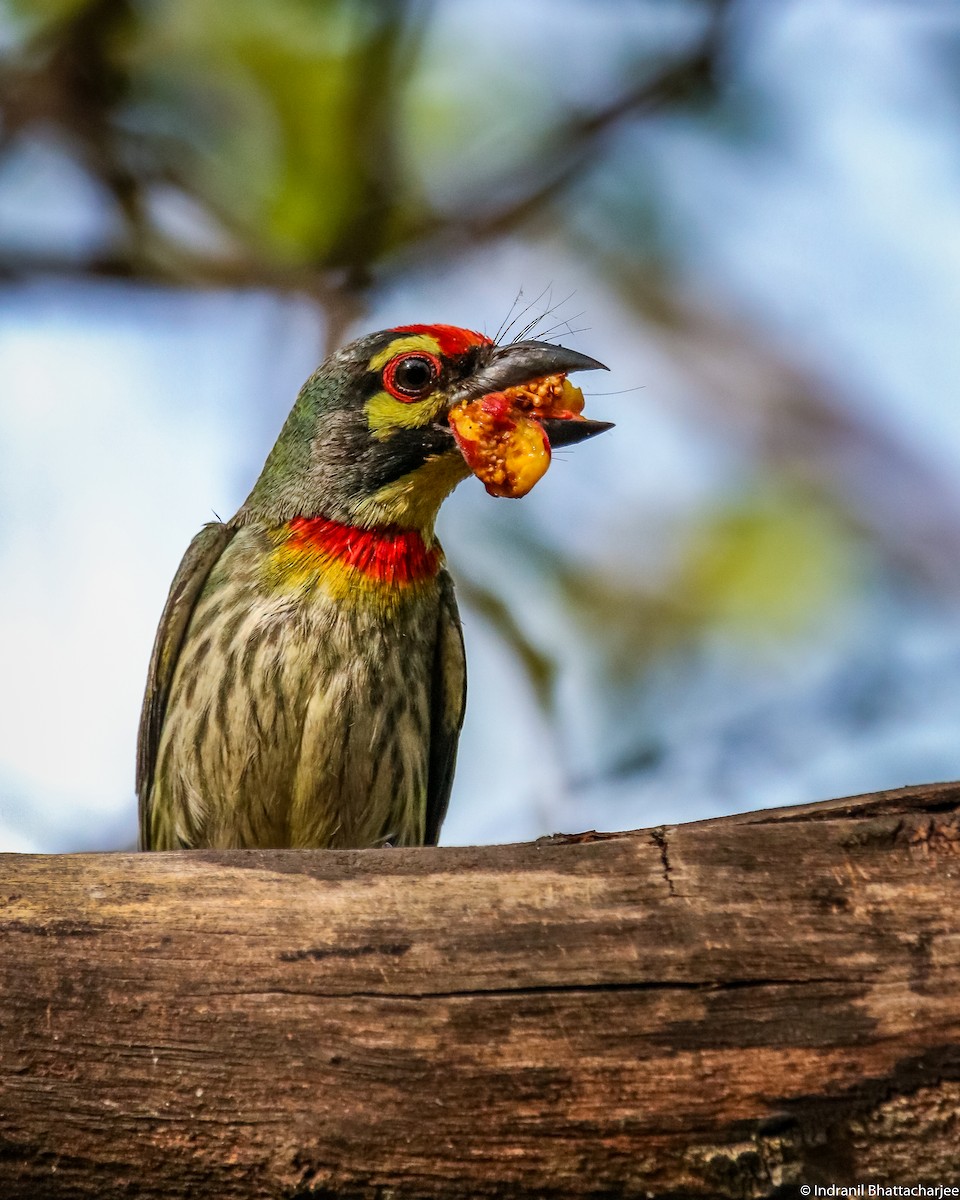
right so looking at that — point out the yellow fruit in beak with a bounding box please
[448,373,589,498]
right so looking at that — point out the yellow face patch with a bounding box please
[353,453,471,532]
[367,333,443,372]
[365,334,446,439]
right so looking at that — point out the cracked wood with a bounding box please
[1,781,959,1198]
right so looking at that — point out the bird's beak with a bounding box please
[451,339,609,401]
[446,339,614,446]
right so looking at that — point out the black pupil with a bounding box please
[394,356,436,395]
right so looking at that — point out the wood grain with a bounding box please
[1,781,959,1198]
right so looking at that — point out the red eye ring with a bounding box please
[382,352,442,402]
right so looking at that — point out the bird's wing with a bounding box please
[136,521,235,848]
[425,567,467,846]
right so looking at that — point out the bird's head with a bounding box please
[240,323,611,533]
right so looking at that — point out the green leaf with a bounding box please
[677,487,856,635]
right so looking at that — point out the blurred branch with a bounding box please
[0,0,146,250]
[320,0,430,284]
[0,0,432,347]
[0,0,731,317]
[386,0,732,267]
[622,279,960,594]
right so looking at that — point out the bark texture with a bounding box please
[1,782,959,1198]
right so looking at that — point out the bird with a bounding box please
[137,323,610,851]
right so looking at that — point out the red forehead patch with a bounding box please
[391,324,492,357]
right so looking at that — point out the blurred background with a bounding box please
[2,0,960,852]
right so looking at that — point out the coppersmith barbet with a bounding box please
[137,324,609,850]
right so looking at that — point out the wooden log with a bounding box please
[1,782,959,1198]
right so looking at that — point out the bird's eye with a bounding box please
[383,352,441,402]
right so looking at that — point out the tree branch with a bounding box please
[1,781,959,1196]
